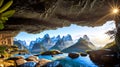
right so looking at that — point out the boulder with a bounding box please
[7,56,24,60]
[35,59,51,67]
[68,52,79,59]
[7,56,26,66]
[3,60,15,67]
[80,52,87,56]
[89,49,119,65]
[16,56,25,59]
[41,50,63,55]
[16,58,27,66]
[101,54,119,65]
[25,56,39,63]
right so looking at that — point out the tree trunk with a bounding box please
[115,20,120,52]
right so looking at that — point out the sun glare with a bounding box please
[112,8,119,14]
[109,5,120,20]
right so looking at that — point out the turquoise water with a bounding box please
[58,55,98,67]
[14,53,98,67]
[38,54,98,67]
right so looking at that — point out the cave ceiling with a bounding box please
[0,0,120,34]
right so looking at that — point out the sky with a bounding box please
[14,20,116,47]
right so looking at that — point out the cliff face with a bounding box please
[0,33,14,46]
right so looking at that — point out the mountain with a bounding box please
[30,43,47,53]
[15,34,95,53]
[83,35,90,41]
[83,35,95,49]
[29,34,53,51]
[29,34,74,53]
[36,38,42,43]
[14,40,28,50]
[62,36,95,53]
[50,34,73,51]
[42,34,51,44]
[41,34,54,49]
[51,35,61,43]
[29,41,36,50]
[18,40,29,48]
[62,34,72,41]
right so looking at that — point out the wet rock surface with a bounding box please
[35,59,51,67]
[88,49,120,67]
[25,56,39,63]
[68,52,79,59]
[41,50,63,55]
[80,52,87,56]
[5,49,120,67]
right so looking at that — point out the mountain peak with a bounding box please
[43,34,50,38]
[83,35,90,41]
[57,35,61,39]
[67,34,71,37]
[62,34,72,41]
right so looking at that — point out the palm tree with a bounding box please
[0,0,15,29]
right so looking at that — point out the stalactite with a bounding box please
[90,0,97,10]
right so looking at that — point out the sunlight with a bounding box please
[108,1,120,20]
[112,8,119,14]
[91,34,111,48]
[98,35,108,41]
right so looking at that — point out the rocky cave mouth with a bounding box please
[14,21,116,49]
[0,0,120,67]
[0,0,120,48]
[0,0,119,49]
[1,0,120,34]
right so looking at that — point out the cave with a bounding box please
[0,0,120,67]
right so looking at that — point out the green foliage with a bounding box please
[0,23,4,29]
[85,50,91,54]
[0,45,6,54]
[0,0,4,7]
[0,0,13,13]
[0,0,15,29]
[0,45,19,59]
[1,10,15,17]
[103,41,115,49]
[102,41,119,51]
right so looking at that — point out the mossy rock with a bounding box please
[41,50,63,55]
[80,52,87,56]
[68,52,79,59]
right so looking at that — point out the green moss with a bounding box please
[0,45,6,54]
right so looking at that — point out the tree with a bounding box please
[0,0,15,29]
[105,28,116,39]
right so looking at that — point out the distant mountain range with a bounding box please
[62,35,95,53]
[14,40,28,50]
[50,34,73,51]
[14,34,96,53]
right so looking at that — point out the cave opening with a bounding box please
[0,0,120,67]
